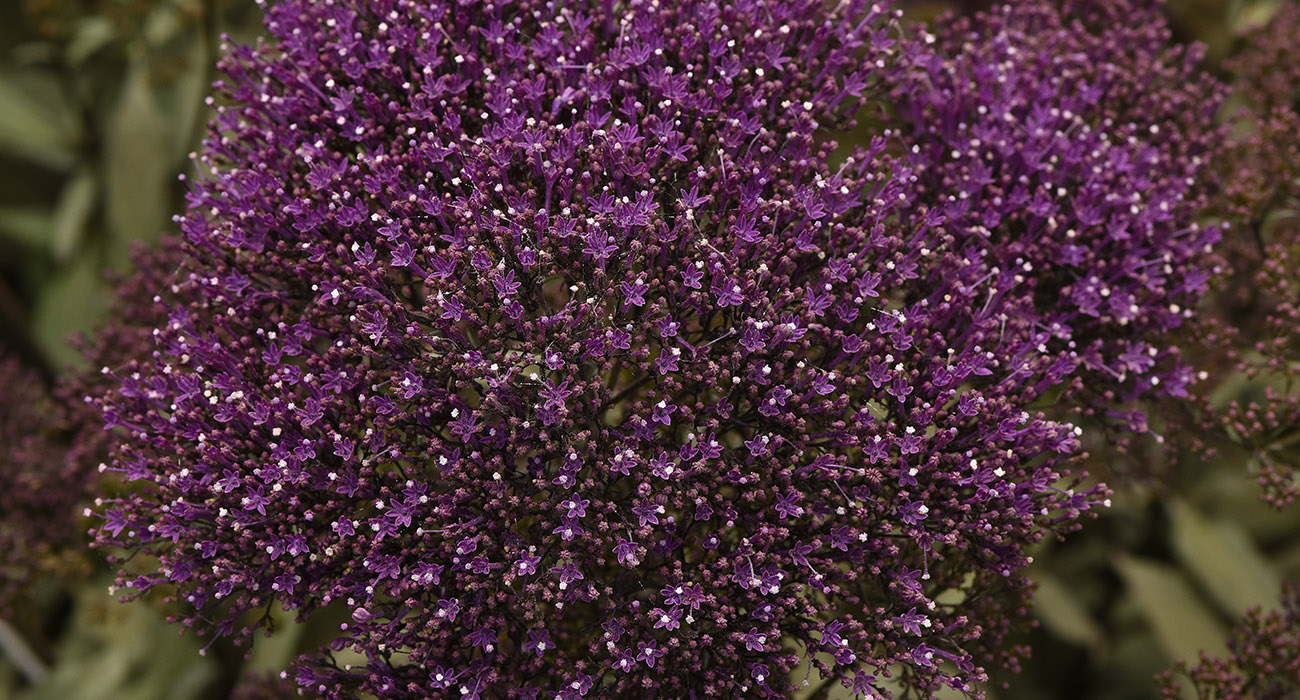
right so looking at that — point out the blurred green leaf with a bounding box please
[0,205,54,250]
[143,2,182,48]
[0,69,82,171]
[247,604,306,674]
[1083,630,1171,700]
[1169,498,1282,618]
[163,33,210,163]
[1114,555,1227,665]
[31,250,104,367]
[1275,538,1300,580]
[65,16,118,67]
[1,658,18,698]
[1192,467,1300,546]
[1166,0,1234,59]
[1032,571,1105,650]
[19,582,216,700]
[103,56,170,263]
[0,619,48,685]
[50,167,97,261]
[1229,0,1287,32]
[112,625,216,700]
[9,39,62,65]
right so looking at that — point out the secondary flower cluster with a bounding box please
[1149,9,1300,693]
[86,0,1218,697]
[1,241,185,616]
[1179,3,1300,506]
[1156,582,1300,700]
[0,351,86,614]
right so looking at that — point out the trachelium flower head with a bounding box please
[85,0,1221,697]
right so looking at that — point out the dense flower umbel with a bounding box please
[889,0,1224,440]
[1156,582,1300,700]
[81,0,1239,697]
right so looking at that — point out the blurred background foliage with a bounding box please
[0,0,262,373]
[0,0,1297,699]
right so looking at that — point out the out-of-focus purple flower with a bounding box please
[0,352,86,613]
[2,238,178,610]
[1171,4,1300,507]
[1157,582,1300,700]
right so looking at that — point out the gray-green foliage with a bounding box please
[0,0,257,367]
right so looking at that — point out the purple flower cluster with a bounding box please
[0,352,85,614]
[86,0,1219,697]
[1,241,186,614]
[888,1,1224,438]
[1178,3,1300,506]
[1157,582,1300,700]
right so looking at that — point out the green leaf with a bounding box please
[1192,467,1300,544]
[19,581,216,700]
[1164,0,1234,59]
[1276,538,1300,580]
[0,205,55,250]
[169,37,209,163]
[50,167,98,261]
[19,588,142,700]
[1,658,18,698]
[1168,498,1282,618]
[247,604,307,673]
[102,57,171,263]
[1085,630,1173,700]
[1229,0,1287,32]
[0,70,82,170]
[1032,571,1105,650]
[143,2,184,48]
[65,16,118,66]
[1114,555,1227,665]
[31,251,105,368]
